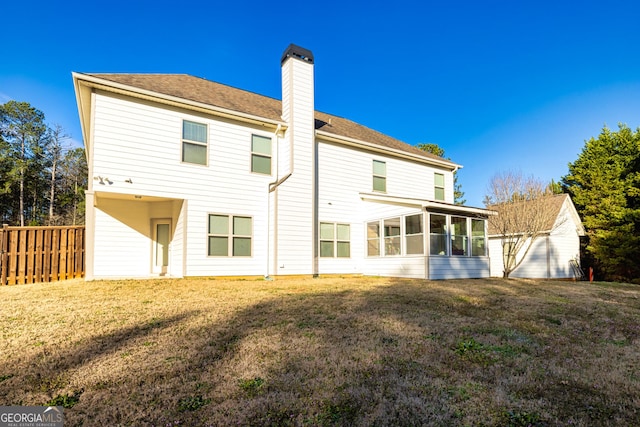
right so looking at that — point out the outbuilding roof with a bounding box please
[487,194,585,236]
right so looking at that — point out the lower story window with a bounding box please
[208,214,252,257]
[471,219,486,256]
[367,222,380,256]
[430,214,448,255]
[367,214,424,257]
[405,214,424,254]
[320,222,350,257]
[451,216,468,256]
[383,217,401,255]
[429,213,487,257]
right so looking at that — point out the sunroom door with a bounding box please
[152,219,171,275]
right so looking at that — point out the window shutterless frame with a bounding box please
[207,214,253,257]
[372,160,387,192]
[251,134,272,174]
[320,222,351,258]
[182,120,208,165]
[434,172,445,201]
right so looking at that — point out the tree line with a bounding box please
[1,100,87,226]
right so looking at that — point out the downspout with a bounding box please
[265,124,286,280]
[312,137,319,278]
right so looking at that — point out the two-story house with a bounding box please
[73,44,495,280]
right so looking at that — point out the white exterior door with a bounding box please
[152,219,171,275]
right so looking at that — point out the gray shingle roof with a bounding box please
[86,73,453,166]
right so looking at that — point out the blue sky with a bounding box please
[2,0,640,206]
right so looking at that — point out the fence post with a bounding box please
[1,224,8,285]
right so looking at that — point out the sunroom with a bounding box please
[360,194,496,279]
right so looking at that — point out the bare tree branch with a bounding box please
[485,171,567,278]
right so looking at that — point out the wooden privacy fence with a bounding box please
[0,225,85,285]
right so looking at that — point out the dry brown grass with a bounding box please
[1,276,639,426]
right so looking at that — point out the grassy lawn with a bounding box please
[1,276,638,426]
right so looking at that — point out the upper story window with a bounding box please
[373,160,387,192]
[208,214,252,257]
[434,173,445,201]
[320,222,351,258]
[251,134,272,174]
[182,120,208,165]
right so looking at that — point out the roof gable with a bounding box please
[81,73,454,167]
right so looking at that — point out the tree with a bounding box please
[0,101,47,226]
[484,171,562,278]
[45,124,70,225]
[547,178,563,194]
[562,124,640,282]
[416,143,466,205]
[56,148,87,225]
[0,101,87,226]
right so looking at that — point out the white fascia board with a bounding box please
[72,73,93,153]
[72,72,287,131]
[317,130,461,171]
[359,192,496,216]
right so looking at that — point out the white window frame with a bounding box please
[367,221,380,257]
[428,214,487,257]
[251,134,272,175]
[373,160,387,192]
[429,213,449,256]
[434,173,445,201]
[320,222,351,258]
[471,219,487,256]
[207,214,253,257]
[182,120,208,165]
[405,213,424,255]
[450,215,469,256]
[366,213,426,257]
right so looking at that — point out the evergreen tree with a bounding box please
[562,124,640,282]
[0,101,47,225]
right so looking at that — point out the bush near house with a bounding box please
[1,277,638,425]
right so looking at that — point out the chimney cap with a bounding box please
[281,44,314,65]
